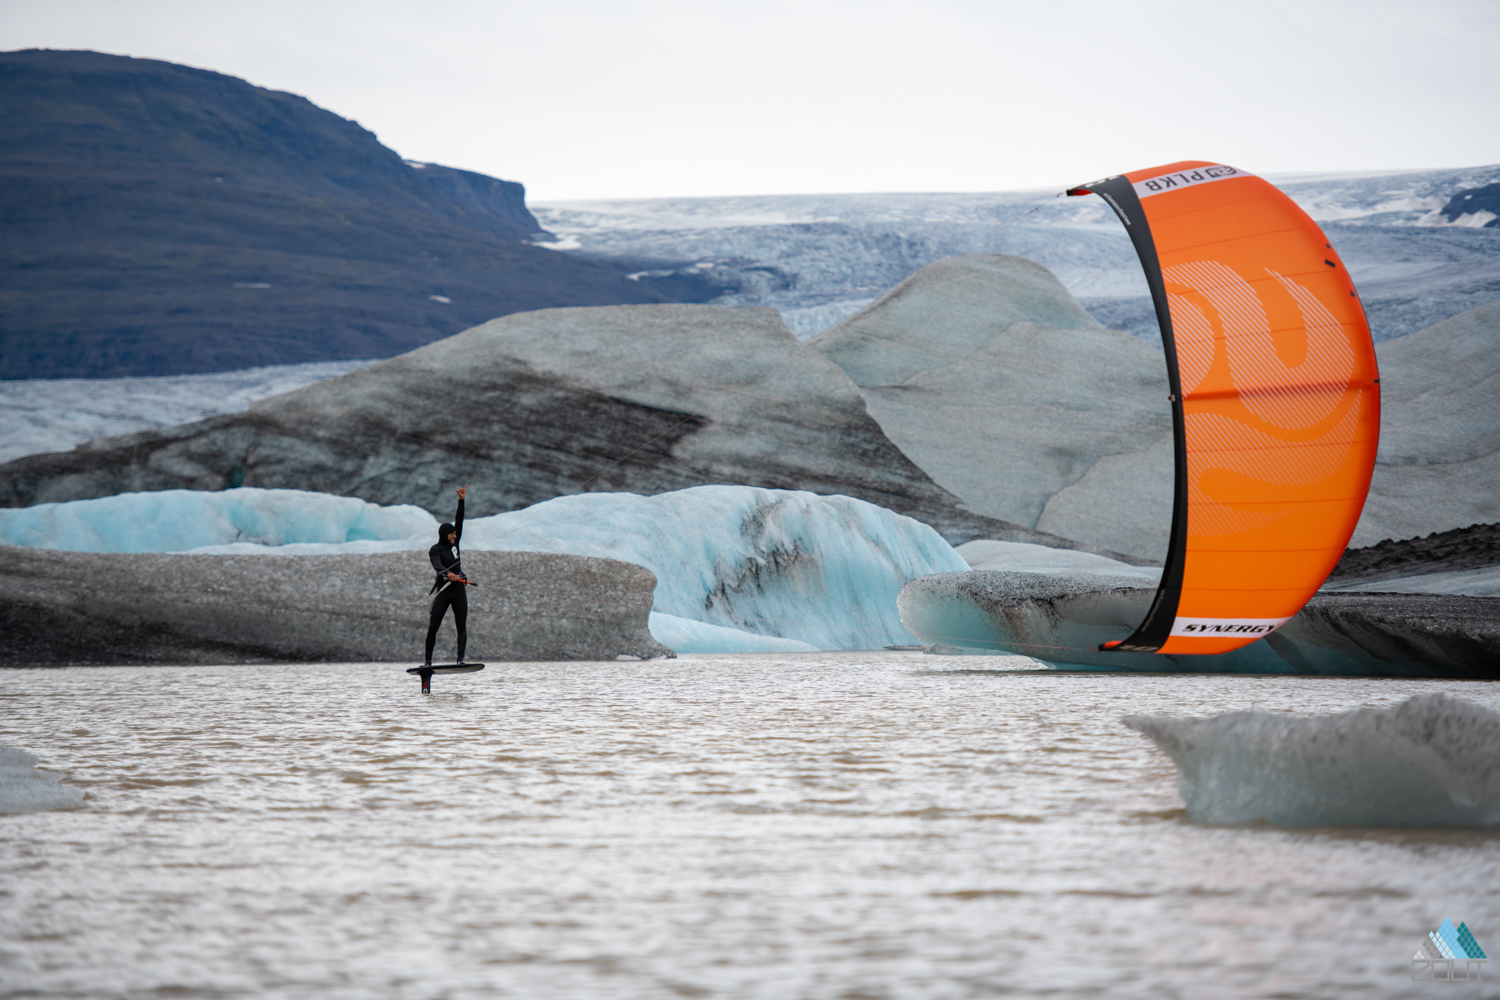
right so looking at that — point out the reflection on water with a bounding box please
[3,654,1498,999]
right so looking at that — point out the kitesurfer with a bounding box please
[424,485,469,666]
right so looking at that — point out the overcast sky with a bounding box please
[3,0,1498,201]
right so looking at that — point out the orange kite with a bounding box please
[1067,161,1380,655]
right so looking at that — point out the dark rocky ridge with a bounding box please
[0,49,706,379]
[1269,592,1500,675]
[0,546,672,665]
[1330,522,1500,583]
[1440,181,1500,227]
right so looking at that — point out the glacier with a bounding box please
[1325,565,1500,599]
[1124,695,1500,826]
[0,485,967,652]
[0,359,376,465]
[534,164,1500,346]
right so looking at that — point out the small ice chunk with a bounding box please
[649,612,818,654]
[1124,694,1500,826]
[0,747,85,815]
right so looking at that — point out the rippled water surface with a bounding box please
[3,655,1499,999]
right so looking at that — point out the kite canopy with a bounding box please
[1067,162,1380,655]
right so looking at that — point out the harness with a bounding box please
[429,540,464,595]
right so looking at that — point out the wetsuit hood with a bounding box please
[438,522,455,540]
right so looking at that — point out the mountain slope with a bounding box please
[0,49,690,379]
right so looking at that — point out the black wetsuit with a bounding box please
[424,497,467,664]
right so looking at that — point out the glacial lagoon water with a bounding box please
[3,654,1499,999]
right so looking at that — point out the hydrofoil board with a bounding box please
[406,663,485,693]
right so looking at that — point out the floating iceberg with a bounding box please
[0,747,85,815]
[898,570,1288,671]
[0,485,967,651]
[898,569,1500,676]
[1124,695,1500,826]
[2,547,671,665]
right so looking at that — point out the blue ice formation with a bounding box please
[0,485,966,652]
[0,488,434,553]
[455,488,968,650]
[1124,695,1500,826]
[0,747,85,815]
[648,613,819,654]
